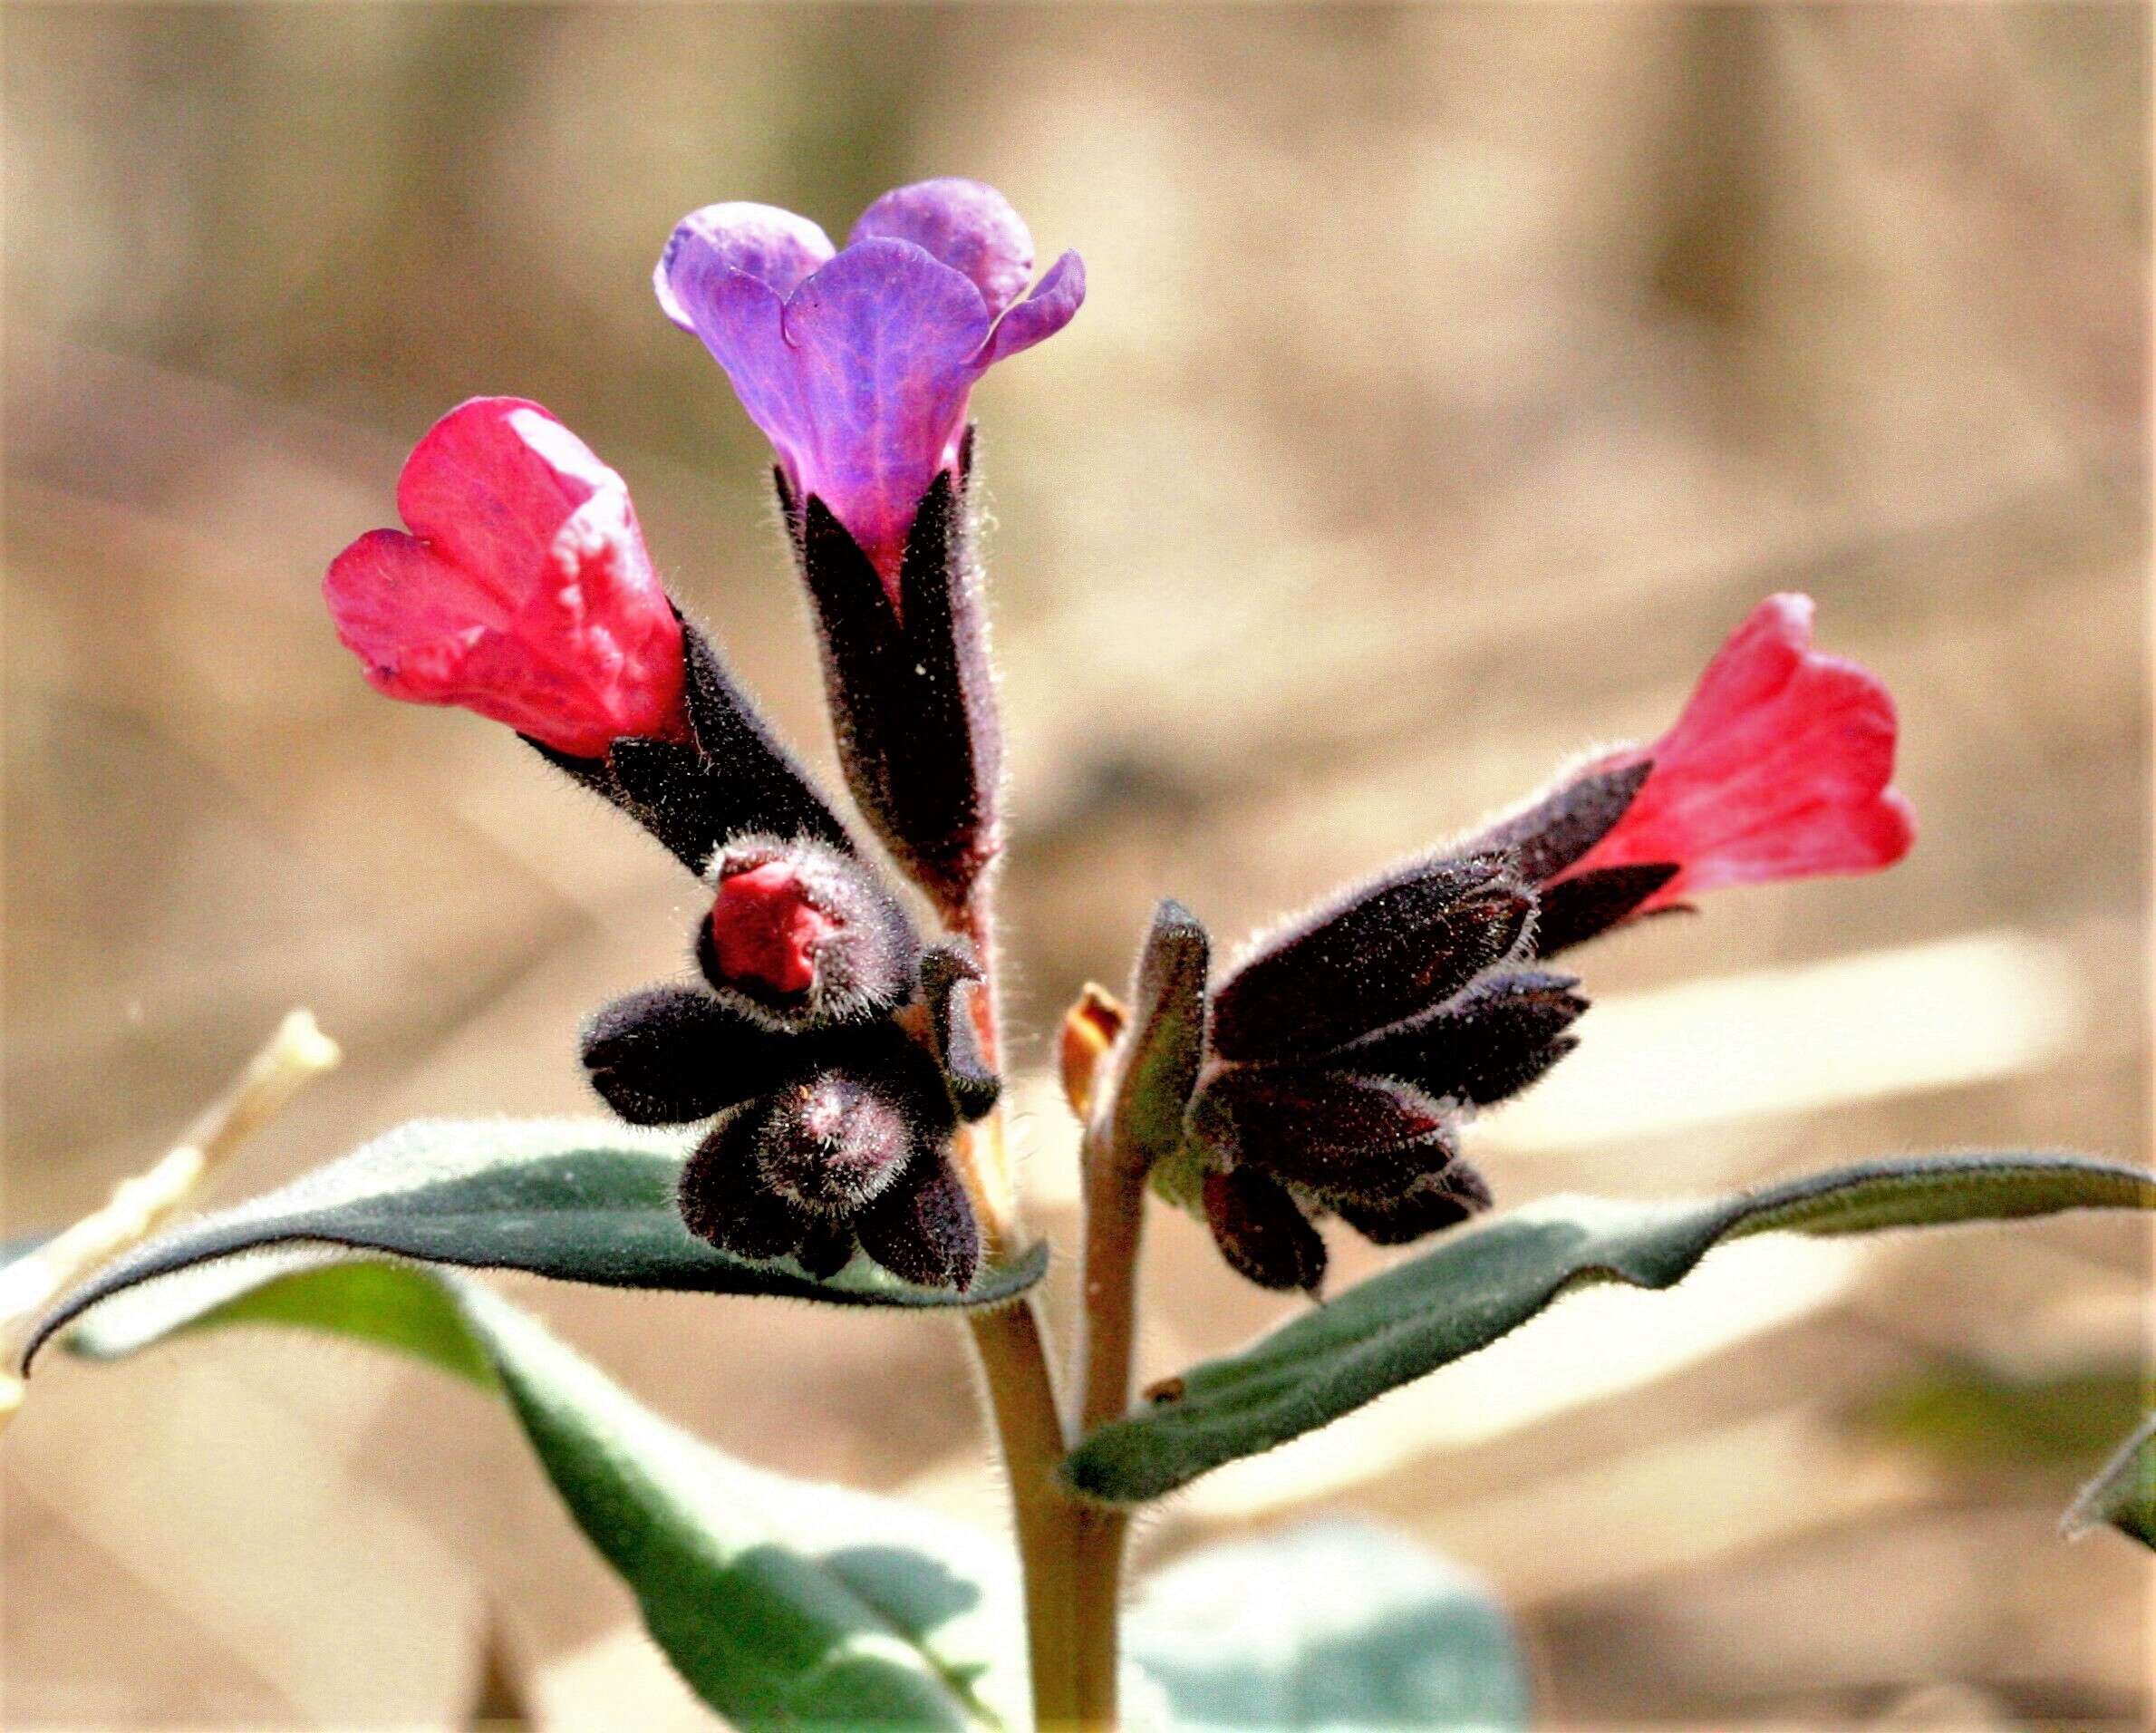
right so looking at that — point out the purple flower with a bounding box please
[655,179,1084,598]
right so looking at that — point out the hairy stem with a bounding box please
[1068,1116,1149,1728]
[949,889,1094,1726]
[1077,1121,1149,1434]
[1069,1505,1131,1728]
[952,896,1019,1246]
[967,1297,1084,1728]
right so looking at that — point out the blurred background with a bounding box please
[4,4,2149,1727]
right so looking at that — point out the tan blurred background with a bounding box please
[5,5,2151,1728]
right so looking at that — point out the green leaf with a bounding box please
[63,1252,1024,1729]
[23,1117,1048,1369]
[2064,1412,2156,1550]
[1112,900,1211,1168]
[1126,1519,1528,1730]
[1066,1153,2156,1504]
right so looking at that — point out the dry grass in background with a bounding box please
[5,5,2149,1726]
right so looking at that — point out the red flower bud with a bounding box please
[1558,594,1913,906]
[709,862,840,997]
[694,836,918,1028]
[324,398,690,758]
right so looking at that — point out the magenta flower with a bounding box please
[1557,593,1915,906]
[325,398,690,759]
[655,179,1084,595]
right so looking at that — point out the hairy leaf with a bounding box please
[24,1118,1048,1369]
[2064,1412,2156,1551]
[64,1254,1022,1729]
[1064,1153,2156,1504]
[1126,1520,1527,1730]
[1111,899,1211,1166]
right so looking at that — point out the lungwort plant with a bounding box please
[16,178,2154,1729]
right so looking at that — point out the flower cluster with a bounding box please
[321,173,1913,1300]
[1148,595,1912,1291]
[320,178,1083,1289]
[580,862,997,1289]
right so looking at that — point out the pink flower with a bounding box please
[324,398,690,759]
[1558,594,1915,906]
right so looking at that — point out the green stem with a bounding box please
[965,1296,1084,1728]
[1069,1506,1130,1728]
[1068,1115,1151,1728]
[949,890,1092,1727]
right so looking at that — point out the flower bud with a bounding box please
[1189,1066,1456,1205]
[854,1152,981,1292]
[752,1067,917,1215]
[579,984,807,1126]
[919,944,1001,1121]
[669,1009,973,1287]
[1337,969,1588,1108]
[694,836,917,1029]
[1210,855,1532,1064]
[1202,1167,1326,1295]
[677,1111,817,1263]
[1107,900,1212,1167]
[1333,1166,1494,1246]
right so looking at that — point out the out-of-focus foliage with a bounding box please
[1127,1521,1529,1731]
[1864,1365,2145,1470]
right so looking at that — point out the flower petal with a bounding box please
[1562,594,1914,905]
[981,250,1086,367]
[778,237,993,576]
[664,259,817,489]
[653,201,835,330]
[848,178,1035,321]
[325,398,687,757]
[392,395,588,598]
[324,528,490,684]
